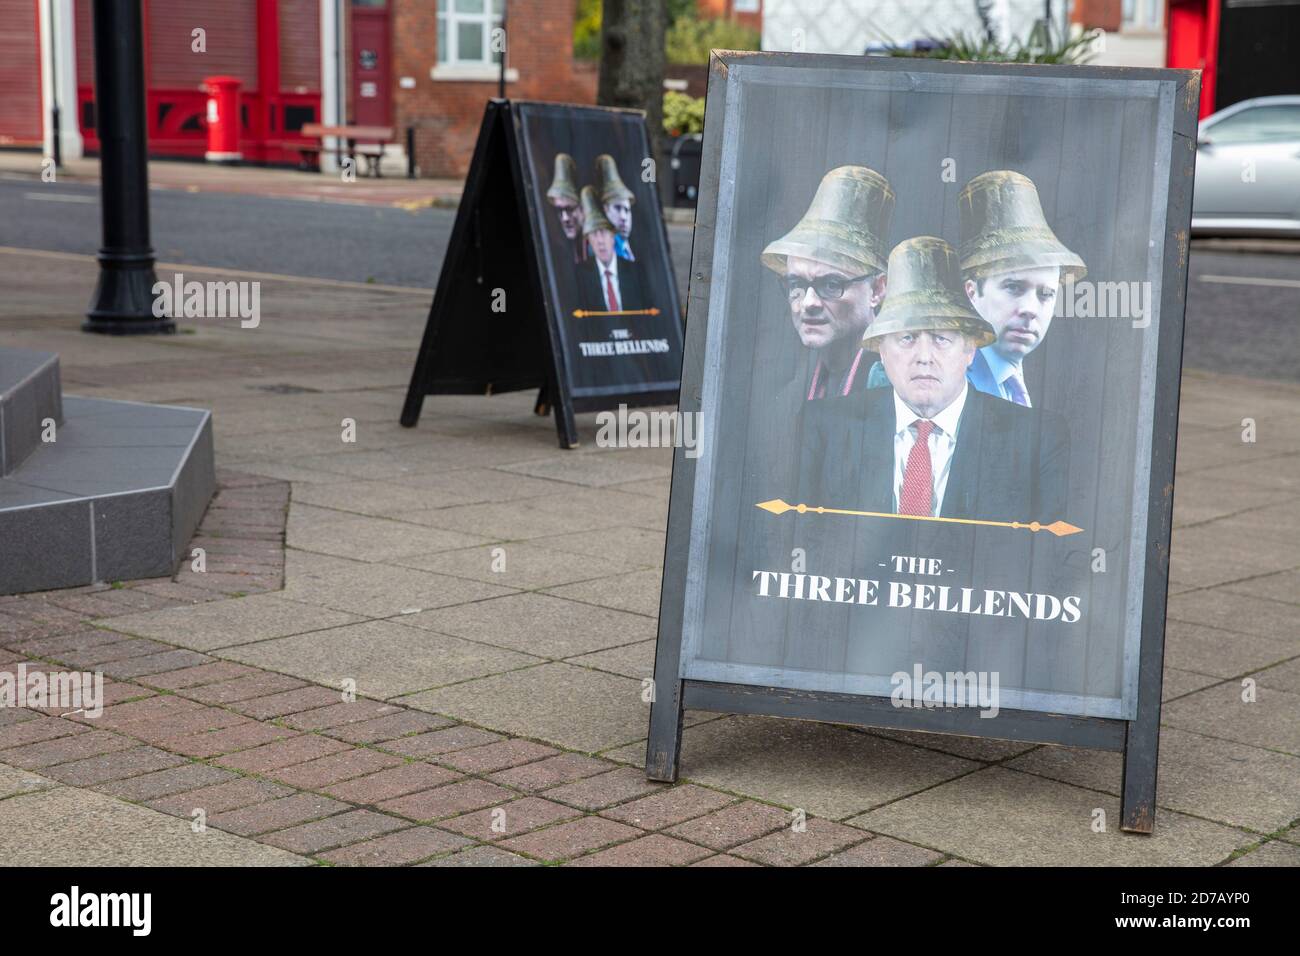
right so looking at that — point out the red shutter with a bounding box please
[148,0,259,92]
[0,0,43,146]
[279,0,320,93]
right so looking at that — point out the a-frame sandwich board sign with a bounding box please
[401,99,685,449]
[646,52,1200,834]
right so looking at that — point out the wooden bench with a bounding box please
[299,123,395,177]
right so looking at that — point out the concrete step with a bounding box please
[0,348,62,477]
[0,395,214,595]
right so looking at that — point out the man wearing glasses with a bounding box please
[761,166,894,401]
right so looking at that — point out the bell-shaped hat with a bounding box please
[958,170,1086,283]
[579,185,615,235]
[761,165,894,277]
[863,237,996,351]
[547,153,581,206]
[594,154,635,205]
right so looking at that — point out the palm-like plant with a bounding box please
[885,20,1102,65]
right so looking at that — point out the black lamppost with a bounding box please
[498,0,508,99]
[85,0,172,334]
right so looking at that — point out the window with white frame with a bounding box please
[1121,0,1164,31]
[437,0,505,67]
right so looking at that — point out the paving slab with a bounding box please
[1167,590,1300,643]
[604,715,979,820]
[395,542,642,590]
[1005,728,1300,832]
[545,567,663,618]
[1162,682,1300,755]
[867,727,1038,762]
[278,552,515,618]
[287,511,490,562]
[1227,841,1300,866]
[568,640,656,681]
[101,594,363,651]
[529,527,666,566]
[1163,620,1298,678]
[288,479,463,518]
[495,449,672,488]
[400,592,655,659]
[0,761,59,799]
[387,467,564,504]
[406,496,629,541]
[1251,657,1300,694]
[400,662,655,752]
[0,781,307,865]
[1168,524,1298,589]
[1223,569,1300,607]
[224,619,544,699]
[849,767,1252,866]
[1162,667,1224,701]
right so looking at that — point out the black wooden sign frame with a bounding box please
[401,99,683,449]
[646,53,1200,834]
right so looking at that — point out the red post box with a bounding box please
[204,76,242,163]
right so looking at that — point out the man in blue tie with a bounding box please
[957,171,1087,407]
[595,154,636,262]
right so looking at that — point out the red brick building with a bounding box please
[393,0,597,178]
[0,0,596,177]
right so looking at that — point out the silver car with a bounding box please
[1193,95,1300,237]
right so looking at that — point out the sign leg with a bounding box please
[533,382,550,417]
[646,679,684,782]
[1120,711,1159,834]
[552,399,579,449]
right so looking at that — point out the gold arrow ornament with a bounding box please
[756,498,1083,537]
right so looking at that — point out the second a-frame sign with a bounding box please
[401,100,685,448]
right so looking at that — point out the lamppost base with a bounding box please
[85,250,175,335]
[82,318,177,335]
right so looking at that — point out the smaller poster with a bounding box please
[518,102,685,401]
[402,100,684,448]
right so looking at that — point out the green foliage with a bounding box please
[886,23,1101,65]
[575,0,760,64]
[663,91,706,136]
[666,13,760,64]
[574,0,602,61]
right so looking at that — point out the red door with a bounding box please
[351,3,391,127]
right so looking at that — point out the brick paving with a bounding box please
[2,249,1297,867]
[1,499,974,867]
[7,501,1290,866]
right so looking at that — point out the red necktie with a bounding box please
[899,420,936,516]
[604,268,620,312]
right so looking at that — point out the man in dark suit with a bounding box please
[801,237,1069,526]
[575,185,649,316]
